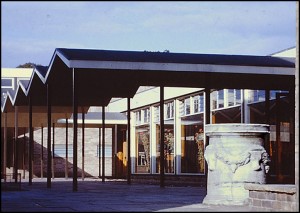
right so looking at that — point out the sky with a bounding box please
[1,1,297,68]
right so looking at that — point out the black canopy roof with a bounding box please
[2,47,295,112]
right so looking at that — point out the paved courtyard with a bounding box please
[1,178,252,212]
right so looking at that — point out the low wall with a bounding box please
[131,174,207,187]
[245,183,297,211]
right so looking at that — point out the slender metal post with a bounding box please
[205,87,211,143]
[65,118,68,179]
[23,128,25,179]
[41,125,43,178]
[275,93,282,182]
[127,98,131,184]
[102,106,105,182]
[47,83,52,188]
[112,125,117,178]
[82,109,85,180]
[264,90,271,183]
[3,111,7,181]
[204,87,211,191]
[72,68,78,192]
[52,122,55,179]
[265,90,270,150]
[29,96,33,185]
[99,127,101,178]
[160,86,165,188]
[14,106,18,183]
[241,89,244,123]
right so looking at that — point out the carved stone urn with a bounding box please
[203,123,270,205]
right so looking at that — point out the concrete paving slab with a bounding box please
[2,178,254,212]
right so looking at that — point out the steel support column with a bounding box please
[204,87,211,191]
[265,89,270,123]
[52,122,55,179]
[47,83,52,188]
[112,125,117,178]
[14,106,18,183]
[82,109,85,180]
[265,90,270,183]
[29,96,33,185]
[102,106,105,182]
[41,125,43,178]
[99,127,101,178]
[127,97,131,184]
[65,118,68,179]
[72,68,78,192]
[3,111,7,181]
[22,129,25,179]
[160,86,165,188]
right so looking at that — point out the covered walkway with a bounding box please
[1,48,295,192]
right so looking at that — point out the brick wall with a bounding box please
[31,127,113,178]
[245,183,297,211]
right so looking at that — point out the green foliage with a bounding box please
[16,62,40,68]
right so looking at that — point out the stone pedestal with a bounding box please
[203,124,270,205]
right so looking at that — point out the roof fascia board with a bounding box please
[11,84,21,105]
[44,49,71,84]
[43,50,57,84]
[19,80,29,96]
[11,81,28,106]
[26,68,38,95]
[56,50,71,67]
[32,67,48,86]
[68,60,295,76]
[6,91,16,108]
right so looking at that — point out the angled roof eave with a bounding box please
[3,90,16,112]
[19,79,30,96]
[11,80,29,106]
[44,48,71,84]
[1,91,14,113]
[27,65,48,94]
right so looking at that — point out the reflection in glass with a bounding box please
[181,113,205,173]
[135,125,150,173]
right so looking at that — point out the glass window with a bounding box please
[228,89,241,106]
[193,95,199,113]
[211,90,217,110]
[179,100,184,116]
[258,90,265,102]
[184,97,190,115]
[96,145,112,158]
[228,89,235,107]
[54,144,73,158]
[235,89,241,105]
[270,90,288,100]
[135,125,150,173]
[193,94,204,113]
[270,90,277,100]
[218,90,224,108]
[249,90,265,103]
[135,110,142,125]
[181,114,205,174]
[199,94,204,112]
[165,102,174,119]
[156,124,175,174]
[143,108,150,123]
[154,106,160,122]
